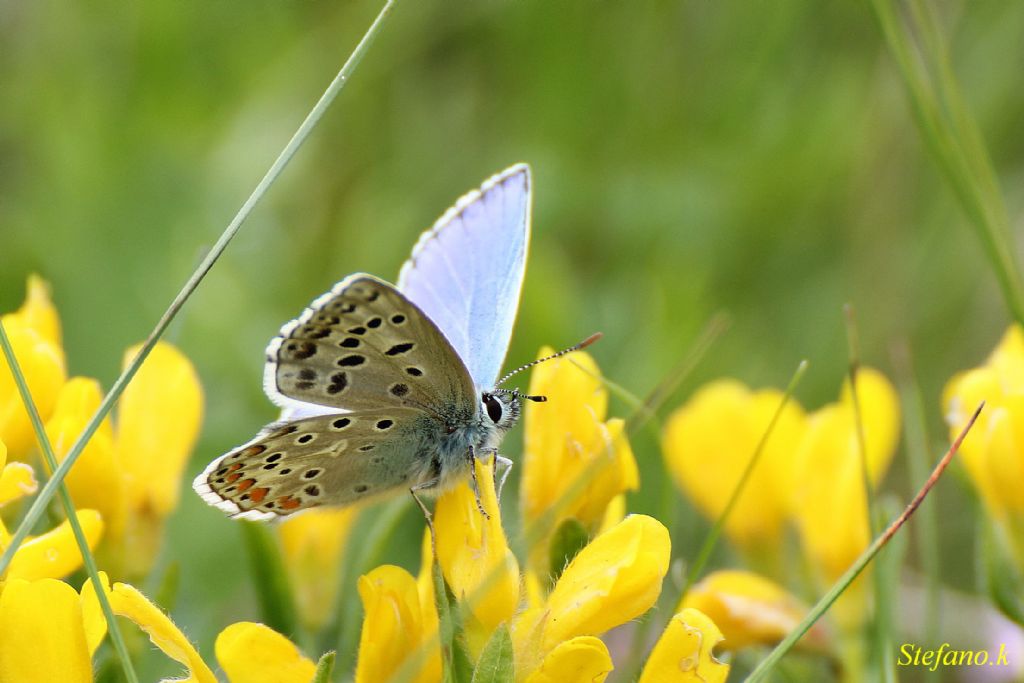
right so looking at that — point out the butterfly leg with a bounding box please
[494,455,513,500]
[410,481,439,554]
[467,445,491,520]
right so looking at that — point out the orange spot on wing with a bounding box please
[278,496,302,510]
[228,462,243,472]
[249,487,270,503]
[226,473,242,483]
[236,478,256,493]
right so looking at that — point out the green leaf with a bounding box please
[471,624,514,683]
[312,651,336,683]
[981,517,1024,626]
[548,517,589,584]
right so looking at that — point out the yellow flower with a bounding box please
[681,570,827,652]
[434,456,520,658]
[0,577,105,682]
[790,368,899,583]
[43,341,203,577]
[0,571,320,683]
[355,564,442,683]
[0,436,104,583]
[0,276,66,458]
[0,438,36,510]
[638,608,730,683]
[542,514,669,650]
[522,636,613,683]
[944,325,1024,544]
[278,506,360,631]
[521,347,638,568]
[662,379,806,551]
[216,622,317,683]
[511,514,669,680]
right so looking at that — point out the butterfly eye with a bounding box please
[483,394,503,423]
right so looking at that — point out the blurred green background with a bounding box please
[3,0,1024,679]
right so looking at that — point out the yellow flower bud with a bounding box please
[790,368,899,583]
[435,456,520,657]
[681,570,827,652]
[356,565,441,683]
[0,277,66,458]
[523,635,613,683]
[638,608,730,683]
[521,348,638,568]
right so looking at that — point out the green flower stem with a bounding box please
[0,320,139,683]
[0,0,400,578]
[745,401,984,683]
[240,522,297,637]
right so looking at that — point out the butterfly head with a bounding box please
[480,390,526,432]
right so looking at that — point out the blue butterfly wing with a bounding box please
[397,164,531,388]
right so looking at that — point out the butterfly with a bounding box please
[193,164,596,521]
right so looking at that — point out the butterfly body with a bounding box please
[194,165,531,521]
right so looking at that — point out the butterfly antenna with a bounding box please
[496,332,603,389]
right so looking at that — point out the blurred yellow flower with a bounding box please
[0,577,105,683]
[662,379,806,551]
[681,570,827,652]
[278,505,360,631]
[43,341,203,577]
[0,276,66,458]
[435,456,519,658]
[945,325,1024,547]
[521,347,638,569]
[638,608,730,683]
[355,564,441,683]
[790,368,899,583]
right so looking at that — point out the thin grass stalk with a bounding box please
[0,320,140,683]
[843,305,878,535]
[744,401,984,682]
[870,0,1024,324]
[843,305,887,677]
[891,340,941,679]
[0,0,400,577]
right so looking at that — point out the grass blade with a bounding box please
[744,401,984,682]
[0,320,139,683]
[0,0,401,578]
[870,0,1024,323]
